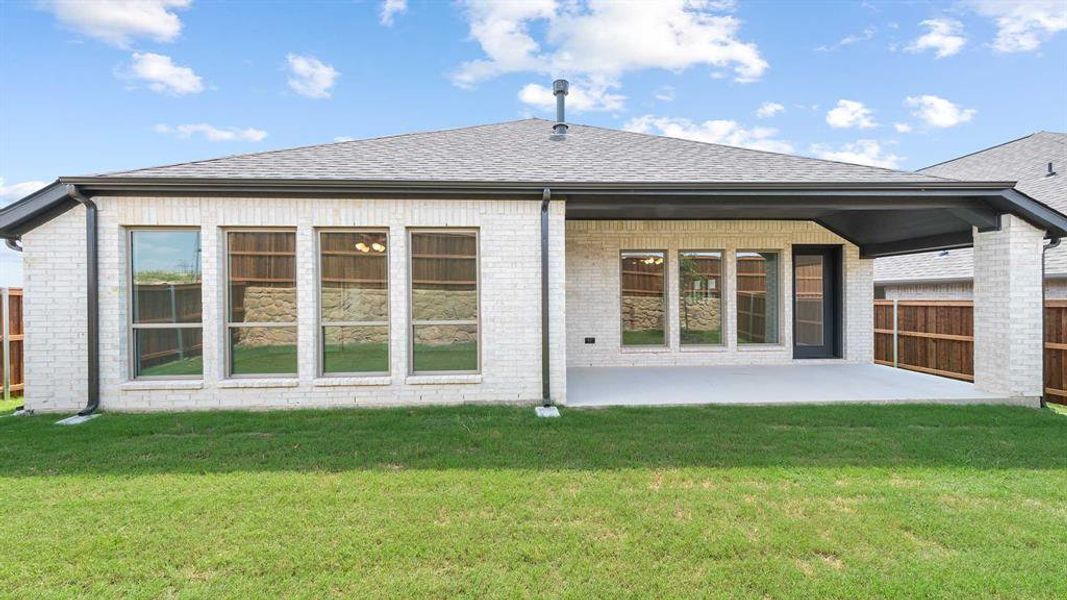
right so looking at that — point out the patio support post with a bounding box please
[972,215,1045,404]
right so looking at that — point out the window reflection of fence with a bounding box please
[737,256,769,343]
[794,258,823,344]
[1,288,23,399]
[410,232,477,290]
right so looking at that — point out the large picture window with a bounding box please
[130,229,203,378]
[409,230,479,373]
[319,230,389,375]
[621,251,666,346]
[226,230,297,376]
[736,251,780,344]
[679,251,723,345]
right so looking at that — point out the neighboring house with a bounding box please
[875,132,1067,299]
[1,86,1063,412]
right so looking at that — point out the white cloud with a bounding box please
[0,178,49,205]
[286,54,339,99]
[124,52,203,95]
[380,0,407,26]
[333,136,356,143]
[825,99,877,129]
[453,0,767,112]
[815,26,876,51]
[518,80,625,113]
[967,0,1067,53]
[905,95,976,128]
[654,86,676,102]
[154,123,268,142]
[624,115,794,153]
[755,101,785,119]
[907,18,966,57]
[41,0,190,48]
[810,140,902,169]
[893,122,913,133]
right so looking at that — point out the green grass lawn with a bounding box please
[680,328,722,345]
[142,342,478,376]
[2,404,1066,598]
[0,396,22,415]
[622,328,665,345]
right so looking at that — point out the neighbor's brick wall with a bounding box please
[565,220,873,368]
[973,215,1045,400]
[879,278,1067,301]
[20,196,567,412]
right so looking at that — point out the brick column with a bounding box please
[972,215,1045,403]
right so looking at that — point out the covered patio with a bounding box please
[566,363,1007,408]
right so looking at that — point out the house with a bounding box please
[875,132,1067,299]
[1,84,1063,412]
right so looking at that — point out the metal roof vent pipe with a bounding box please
[551,79,569,140]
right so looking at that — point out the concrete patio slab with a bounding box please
[566,363,1012,408]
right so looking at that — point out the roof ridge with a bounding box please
[917,131,1062,172]
[571,120,948,181]
[97,118,546,178]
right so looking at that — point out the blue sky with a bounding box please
[2,0,1066,284]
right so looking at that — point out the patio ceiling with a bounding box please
[562,185,1067,258]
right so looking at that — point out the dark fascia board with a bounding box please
[0,181,76,238]
[59,175,1019,194]
[5,176,1063,242]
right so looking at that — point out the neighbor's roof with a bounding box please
[875,131,1067,283]
[93,118,948,185]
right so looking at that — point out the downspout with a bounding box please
[69,187,100,416]
[541,187,552,406]
[1041,237,1061,409]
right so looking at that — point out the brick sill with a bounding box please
[405,374,482,385]
[217,378,300,389]
[313,376,391,387]
[120,380,204,391]
[737,344,788,352]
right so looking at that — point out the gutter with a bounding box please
[541,188,552,406]
[1042,237,1061,409]
[67,188,99,416]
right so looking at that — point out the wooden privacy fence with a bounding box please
[1,288,23,400]
[874,299,1067,404]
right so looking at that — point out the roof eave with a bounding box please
[58,175,1017,193]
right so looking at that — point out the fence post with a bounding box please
[892,299,899,369]
[2,288,9,402]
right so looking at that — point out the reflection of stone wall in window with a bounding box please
[679,252,723,344]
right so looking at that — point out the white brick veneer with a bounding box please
[21,196,567,412]
[973,215,1045,401]
[565,220,873,367]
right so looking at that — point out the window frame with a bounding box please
[735,249,783,346]
[126,226,204,381]
[316,228,391,377]
[677,249,725,347]
[223,227,299,379]
[619,249,669,348]
[407,228,481,375]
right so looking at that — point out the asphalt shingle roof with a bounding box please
[875,132,1067,282]
[99,118,947,185]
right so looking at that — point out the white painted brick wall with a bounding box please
[973,215,1045,400]
[21,196,567,412]
[565,220,873,367]
[22,205,88,413]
